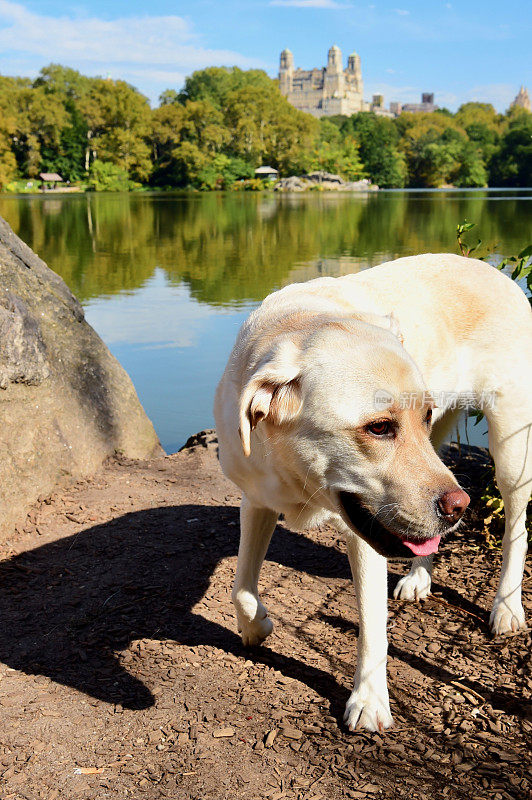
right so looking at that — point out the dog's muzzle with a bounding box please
[337,491,463,559]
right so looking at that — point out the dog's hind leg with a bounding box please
[430,406,465,452]
[393,554,433,601]
[232,495,278,646]
[486,391,531,635]
[393,407,465,602]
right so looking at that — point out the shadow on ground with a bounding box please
[0,500,526,725]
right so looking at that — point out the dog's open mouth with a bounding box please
[338,491,441,559]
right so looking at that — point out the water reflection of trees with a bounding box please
[0,191,529,307]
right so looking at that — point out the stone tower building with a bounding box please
[278,45,368,118]
[510,86,531,112]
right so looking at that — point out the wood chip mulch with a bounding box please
[0,433,530,800]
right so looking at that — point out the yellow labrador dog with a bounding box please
[214,253,531,732]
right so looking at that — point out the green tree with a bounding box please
[489,114,532,187]
[455,102,500,129]
[307,119,365,179]
[161,99,231,187]
[224,83,318,174]
[180,99,228,154]
[169,141,208,187]
[454,141,488,187]
[178,67,273,108]
[308,137,365,180]
[196,153,254,189]
[2,62,531,192]
[88,159,136,191]
[464,121,500,164]
[0,77,19,187]
[454,102,501,165]
[150,102,186,185]
[10,81,68,177]
[31,64,91,180]
[399,113,468,187]
[317,118,344,147]
[40,105,89,181]
[346,113,406,187]
[159,89,180,106]
[80,79,152,181]
[33,64,91,102]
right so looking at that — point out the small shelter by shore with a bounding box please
[254,166,279,182]
[39,173,63,191]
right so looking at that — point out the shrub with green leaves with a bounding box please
[88,160,138,192]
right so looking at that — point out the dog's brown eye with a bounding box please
[367,420,393,437]
[425,409,433,425]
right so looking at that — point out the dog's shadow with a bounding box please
[0,504,353,712]
[0,502,524,720]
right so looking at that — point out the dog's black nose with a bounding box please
[437,489,470,522]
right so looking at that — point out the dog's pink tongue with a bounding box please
[403,536,441,556]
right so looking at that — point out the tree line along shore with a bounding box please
[0,64,530,192]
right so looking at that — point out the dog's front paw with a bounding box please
[237,606,273,647]
[343,684,393,733]
[233,590,274,646]
[490,596,526,635]
[239,615,273,647]
[393,567,431,601]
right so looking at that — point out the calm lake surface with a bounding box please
[1,189,530,452]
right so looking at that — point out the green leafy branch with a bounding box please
[496,244,532,306]
[480,469,531,549]
[456,220,483,257]
[456,220,532,306]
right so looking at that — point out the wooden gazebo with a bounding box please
[254,166,279,182]
[39,173,63,191]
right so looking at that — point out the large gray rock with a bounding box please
[274,176,309,192]
[0,216,162,535]
[303,170,344,184]
[274,173,379,192]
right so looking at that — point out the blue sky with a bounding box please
[0,0,530,110]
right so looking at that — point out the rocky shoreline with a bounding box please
[274,171,379,192]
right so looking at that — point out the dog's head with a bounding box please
[238,316,469,559]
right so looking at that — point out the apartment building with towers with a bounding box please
[278,45,368,118]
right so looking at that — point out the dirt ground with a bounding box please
[0,431,530,800]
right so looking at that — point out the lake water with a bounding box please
[0,189,530,452]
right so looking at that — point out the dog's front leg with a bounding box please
[232,495,278,646]
[344,531,393,732]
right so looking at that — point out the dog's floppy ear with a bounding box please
[239,340,302,457]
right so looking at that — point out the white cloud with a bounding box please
[394,8,410,15]
[0,0,264,98]
[270,0,350,7]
